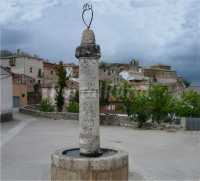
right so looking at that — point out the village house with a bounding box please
[0,50,44,84]
[42,61,58,87]
[143,64,185,92]
[12,73,35,107]
[64,63,79,78]
[0,66,13,122]
[42,82,78,105]
[99,63,122,85]
[119,60,150,91]
[41,62,79,105]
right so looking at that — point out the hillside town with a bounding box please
[0,49,187,110]
[1,1,200,180]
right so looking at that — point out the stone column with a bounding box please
[75,29,101,156]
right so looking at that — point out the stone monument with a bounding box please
[51,3,129,180]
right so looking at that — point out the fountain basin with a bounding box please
[51,148,128,180]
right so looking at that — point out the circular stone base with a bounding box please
[51,148,128,181]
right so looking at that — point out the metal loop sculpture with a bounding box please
[82,3,93,29]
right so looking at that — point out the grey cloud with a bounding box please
[129,0,160,8]
[1,28,31,49]
[1,0,199,85]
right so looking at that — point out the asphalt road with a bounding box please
[1,112,200,180]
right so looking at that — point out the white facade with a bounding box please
[0,67,13,121]
[42,87,74,105]
[65,66,73,77]
[0,56,44,83]
[12,57,43,82]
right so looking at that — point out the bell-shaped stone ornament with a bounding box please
[81,29,96,46]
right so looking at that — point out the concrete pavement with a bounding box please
[1,112,200,180]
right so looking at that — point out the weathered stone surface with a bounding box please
[77,28,101,156]
[75,45,101,59]
[19,106,136,127]
[79,58,100,156]
[75,29,101,59]
[81,29,96,45]
[19,107,78,120]
[51,148,128,181]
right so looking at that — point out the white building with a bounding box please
[0,66,13,122]
[41,87,75,105]
[0,51,44,84]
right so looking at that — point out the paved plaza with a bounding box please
[1,112,200,180]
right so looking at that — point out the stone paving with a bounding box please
[1,112,200,180]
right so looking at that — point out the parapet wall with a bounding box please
[19,106,136,128]
[0,111,13,122]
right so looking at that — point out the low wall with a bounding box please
[19,106,78,120]
[19,106,136,128]
[0,111,13,122]
[181,117,200,130]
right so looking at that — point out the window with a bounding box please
[50,70,54,75]
[30,67,32,73]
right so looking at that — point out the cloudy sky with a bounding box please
[0,0,200,85]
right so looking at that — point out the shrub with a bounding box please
[39,98,54,112]
[175,90,200,117]
[67,101,79,113]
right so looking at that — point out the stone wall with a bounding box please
[19,106,136,128]
[0,67,13,122]
[0,112,13,122]
[19,106,78,120]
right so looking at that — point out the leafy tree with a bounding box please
[148,85,172,123]
[99,80,111,106]
[55,61,66,112]
[182,79,191,88]
[129,92,150,128]
[117,81,135,116]
[175,90,200,117]
[74,89,79,103]
[111,85,117,98]
[106,84,112,102]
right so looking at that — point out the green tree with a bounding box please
[74,89,79,103]
[129,92,150,128]
[148,85,172,123]
[111,85,117,98]
[175,90,200,117]
[55,61,67,112]
[99,80,111,106]
[117,81,135,116]
[182,78,191,88]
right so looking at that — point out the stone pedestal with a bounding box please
[51,27,129,181]
[51,148,128,181]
